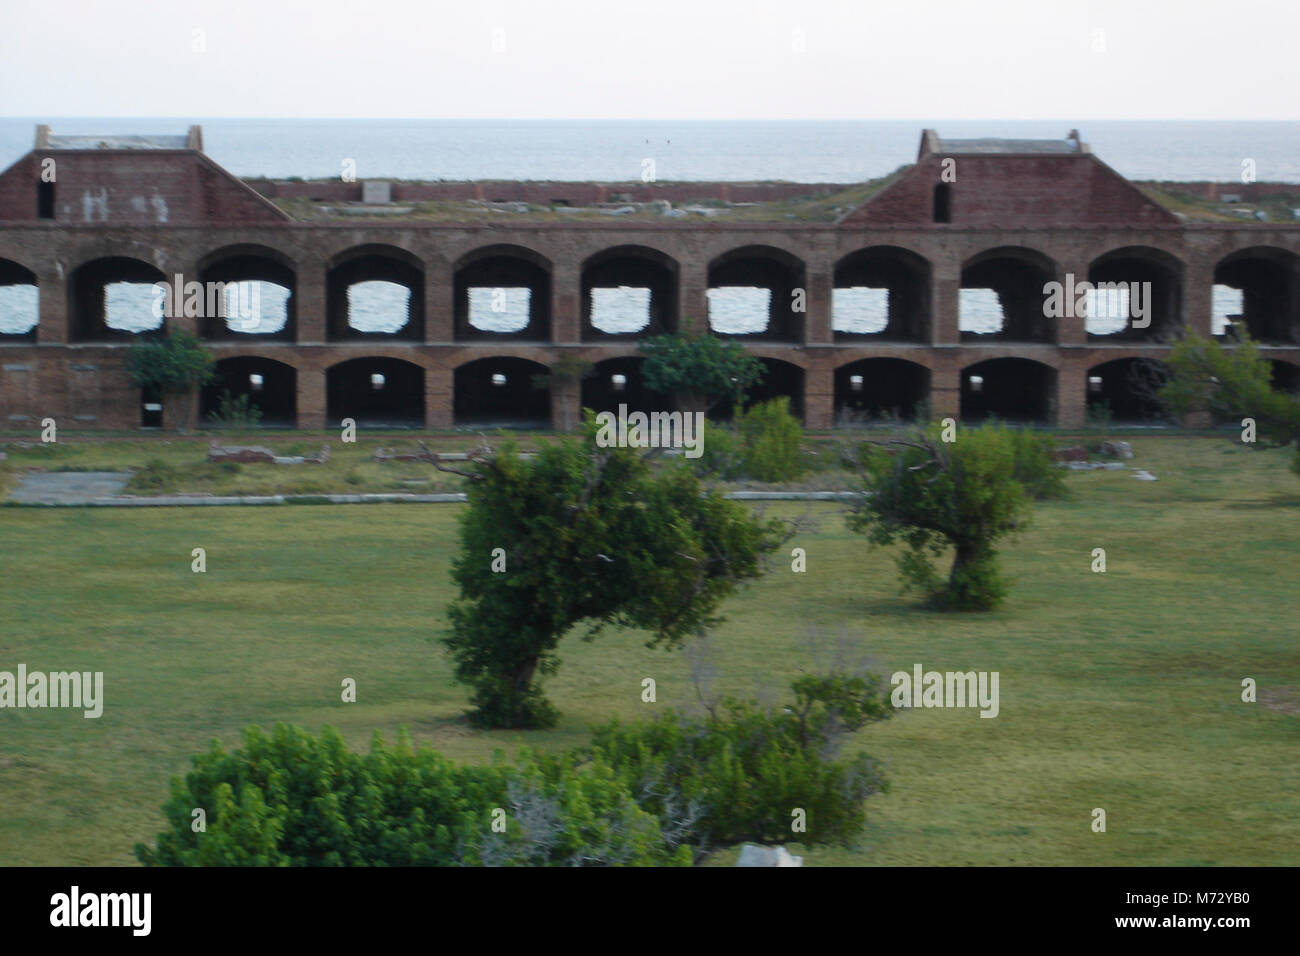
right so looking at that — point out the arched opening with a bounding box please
[712,358,805,421]
[0,259,39,342]
[69,256,166,342]
[834,358,930,423]
[1087,246,1183,342]
[326,357,424,428]
[960,247,1058,343]
[200,357,297,428]
[580,356,672,416]
[833,247,931,342]
[197,245,295,341]
[1214,247,1300,344]
[326,245,423,342]
[581,246,678,340]
[1269,359,1300,395]
[707,246,805,342]
[1086,358,1168,424]
[454,245,551,341]
[961,358,1056,423]
[453,357,551,428]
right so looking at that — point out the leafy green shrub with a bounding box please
[127,458,181,492]
[1006,427,1067,500]
[206,390,263,429]
[737,396,804,482]
[589,674,890,851]
[134,724,690,867]
[697,420,745,480]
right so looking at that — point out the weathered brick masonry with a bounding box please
[1,127,1297,431]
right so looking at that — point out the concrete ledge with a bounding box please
[8,490,863,508]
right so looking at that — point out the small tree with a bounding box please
[125,329,215,433]
[640,329,764,415]
[1158,330,1300,471]
[846,424,1030,610]
[425,420,787,729]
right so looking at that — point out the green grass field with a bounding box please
[1,437,1297,866]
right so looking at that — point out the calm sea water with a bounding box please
[2,118,1298,183]
[0,119,1277,334]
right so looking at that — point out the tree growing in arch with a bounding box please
[125,328,215,433]
[640,329,764,415]
[423,420,787,729]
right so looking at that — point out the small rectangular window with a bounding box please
[38,181,55,219]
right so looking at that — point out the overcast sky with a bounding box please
[1,0,1295,120]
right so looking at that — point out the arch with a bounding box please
[1087,245,1184,342]
[1085,358,1169,423]
[1214,246,1300,344]
[68,256,166,342]
[960,357,1056,423]
[1268,358,1300,395]
[197,244,297,341]
[712,357,805,421]
[833,358,930,424]
[0,258,39,341]
[326,357,424,428]
[327,244,424,342]
[707,245,806,342]
[833,246,932,342]
[453,356,551,427]
[581,245,679,340]
[960,246,1059,343]
[580,356,672,416]
[454,244,551,341]
[200,356,297,427]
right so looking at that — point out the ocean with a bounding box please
[2,118,1298,183]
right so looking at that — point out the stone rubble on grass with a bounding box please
[1101,440,1135,459]
[735,845,803,867]
[1132,469,1158,481]
[207,440,329,465]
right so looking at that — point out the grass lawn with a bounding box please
[1,437,1297,866]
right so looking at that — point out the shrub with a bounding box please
[206,390,263,429]
[697,420,745,480]
[737,396,804,482]
[134,724,690,867]
[589,674,890,851]
[1006,427,1067,500]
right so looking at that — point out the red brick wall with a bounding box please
[844,155,1179,227]
[0,151,286,224]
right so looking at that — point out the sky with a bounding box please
[1,0,1296,121]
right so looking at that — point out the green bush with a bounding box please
[134,724,690,867]
[1006,427,1067,500]
[697,420,745,480]
[206,390,264,429]
[589,674,890,851]
[737,396,805,482]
